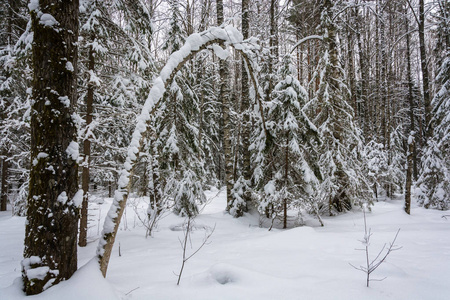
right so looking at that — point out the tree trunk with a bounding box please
[283,131,289,229]
[79,46,95,247]
[217,0,234,211]
[405,13,418,181]
[405,135,414,215]
[419,0,431,138]
[108,181,112,198]
[379,0,388,147]
[241,0,251,207]
[23,0,79,295]
[346,13,357,120]
[1,157,8,211]
[355,3,369,138]
[270,0,279,61]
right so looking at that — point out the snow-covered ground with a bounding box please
[1,189,449,300]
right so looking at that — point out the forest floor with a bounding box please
[1,188,450,300]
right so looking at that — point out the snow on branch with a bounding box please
[290,35,323,53]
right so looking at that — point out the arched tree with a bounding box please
[96,25,262,277]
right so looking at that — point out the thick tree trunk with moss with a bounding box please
[23,0,79,295]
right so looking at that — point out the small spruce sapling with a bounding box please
[350,206,401,287]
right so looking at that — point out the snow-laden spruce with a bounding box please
[255,55,320,228]
[310,1,372,214]
[416,52,450,210]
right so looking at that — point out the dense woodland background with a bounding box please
[0,0,449,295]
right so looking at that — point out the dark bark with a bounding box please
[148,133,162,216]
[241,0,251,208]
[405,15,418,180]
[78,47,95,247]
[347,13,357,120]
[418,0,431,138]
[270,0,279,61]
[379,0,388,147]
[283,131,289,229]
[405,137,414,215]
[1,157,7,211]
[217,0,234,211]
[79,46,94,247]
[23,0,79,295]
[355,3,369,138]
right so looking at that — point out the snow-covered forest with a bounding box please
[0,0,449,299]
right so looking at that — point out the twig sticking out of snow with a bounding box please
[350,208,401,287]
[175,217,215,285]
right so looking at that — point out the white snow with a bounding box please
[28,0,39,12]
[1,191,450,300]
[57,192,68,205]
[211,44,230,60]
[88,70,101,86]
[264,180,276,196]
[65,62,74,72]
[25,266,49,281]
[39,14,59,28]
[72,190,84,208]
[65,141,79,161]
[58,96,70,108]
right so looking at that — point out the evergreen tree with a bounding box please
[155,1,206,217]
[0,0,29,213]
[77,0,154,245]
[258,55,319,227]
[312,0,371,214]
[364,140,388,200]
[416,1,449,210]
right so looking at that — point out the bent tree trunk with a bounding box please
[97,26,266,277]
[23,0,79,295]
